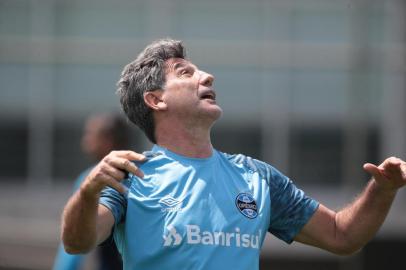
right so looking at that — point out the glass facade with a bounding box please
[1,0,404,184]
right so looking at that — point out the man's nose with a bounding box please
[199,71,214,87]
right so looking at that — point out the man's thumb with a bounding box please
[363,163,381,178]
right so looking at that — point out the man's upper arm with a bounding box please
[96,204,116,245]
[97,181,129,245]
[293,203,339,252]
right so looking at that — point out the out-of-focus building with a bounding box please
[0,0,405,269]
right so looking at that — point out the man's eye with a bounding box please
[180,69,191,76]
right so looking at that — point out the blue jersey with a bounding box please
[100,145,319,270]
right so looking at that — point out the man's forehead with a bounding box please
[165,58,195,71]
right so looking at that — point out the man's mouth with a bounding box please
[199,90,216,101]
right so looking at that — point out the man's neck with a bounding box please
[155,120,214,158]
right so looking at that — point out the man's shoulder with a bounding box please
[216,150,271,178]
[218,150,292,191]
[132,150,168,167]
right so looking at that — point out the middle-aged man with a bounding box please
[61,39,406,270]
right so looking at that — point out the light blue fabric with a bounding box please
[53,168,93,270]
[100,145,319,270]
[53,245,84,270]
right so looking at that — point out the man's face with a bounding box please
[160,58,222,126]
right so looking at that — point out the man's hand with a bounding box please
[296,156,405,255]
[81,150,146,196]
[62,150,145,253]
[363,157,406,193]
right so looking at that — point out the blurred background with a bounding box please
[0,0,405,269]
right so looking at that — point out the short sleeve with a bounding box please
[268,167,319,244]
[99,178,131,225]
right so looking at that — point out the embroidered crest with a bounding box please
[235,193,258,219]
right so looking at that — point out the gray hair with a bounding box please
[116,38,186,143]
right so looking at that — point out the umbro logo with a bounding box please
[159,196,183,213]
[163,226,182,246]
[159,196,181,207]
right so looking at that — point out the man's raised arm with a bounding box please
[61,151,145,254]
[294,157,406,255]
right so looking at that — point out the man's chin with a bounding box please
[195,104,223,123]
[209,104,222,116]
[209,107,223,123]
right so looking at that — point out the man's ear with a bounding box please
[144,90,167,111]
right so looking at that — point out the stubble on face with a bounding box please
[162,58,222,126]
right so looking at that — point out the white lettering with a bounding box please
[166,225,260,249]
[213,231,225,245]
[251,230,261,249]
[225,233,234,247]
[235,227,241,247]
[201,231,214,245]
[186,225,201,244]
[241,234,251,248]
[161,205,183,212]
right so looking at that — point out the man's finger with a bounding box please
[131,167,144,179]
[115,150,146,162]
[104,176,127,194]
[109,157,144,178]
[363,163,381,178]
[377,157,402,179]
[384,158,402,171]
[105,166,126,181]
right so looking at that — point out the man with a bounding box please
[54,113,127,270]
[61,39,406,270]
